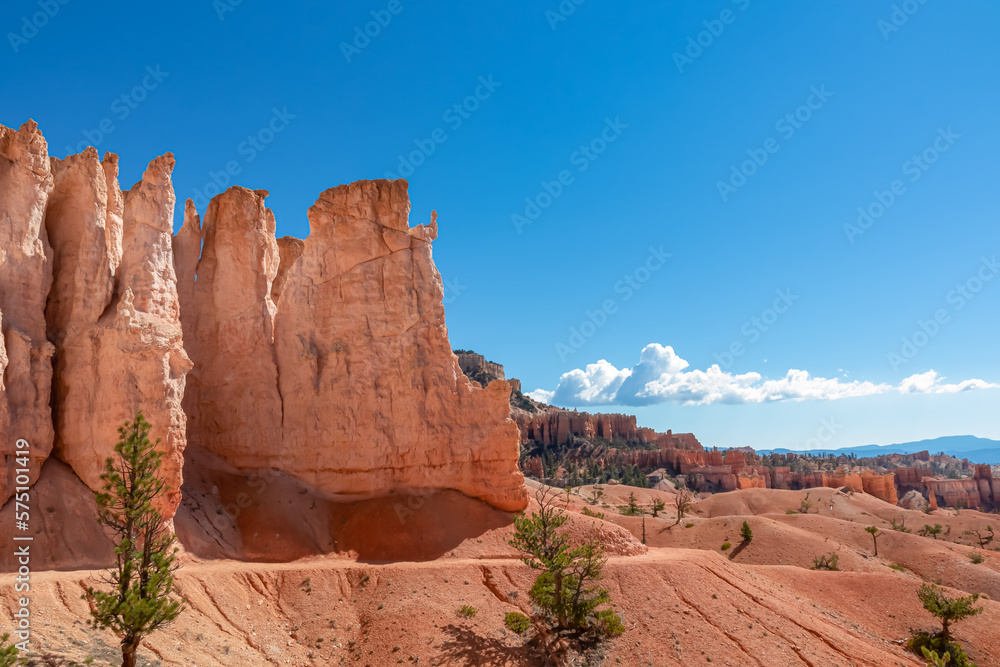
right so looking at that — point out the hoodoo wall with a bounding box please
[0,120,527,519]
[179,179,527,511]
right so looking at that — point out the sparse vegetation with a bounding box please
[84,413,183,667]
[674,489,694,526]
[890,517,912,533]
[457,605,477,619]
[964,526,994,549]
[508,487,625,654]
[811,553,840,571]
[650,498,666,518]
[580,507,605,520]
[622,491,642,516]
[721,542,731,551]
[0,633,19,667]
[505,612,530,634]
[865,526,881,557]
[921,524,944,540]
[907,583,983,665]
[968,552,985,565]
[798,493,813,514]
[889,564,906,572]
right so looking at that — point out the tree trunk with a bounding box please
[941,619,950,646]
[121,638,139,667]
[553,570,565,627]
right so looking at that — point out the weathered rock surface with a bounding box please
[180,187,282,467]
[0,120,55,502]
[42,147,190,515]
[178,180,526,511]
[1,121,526,519]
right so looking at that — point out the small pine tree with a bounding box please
[625,491,641,516]
[509,488,623,642]
[917,584,983,646]
[0,633,19,667]
[84,413,183,667]
[740,521,753,543]
[865,526,880,556]
[650,498,666,518]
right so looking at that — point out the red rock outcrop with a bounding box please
[178,180,527,511]
[0,120,55,502]
[1,120,527,518]
[42,148,190,515]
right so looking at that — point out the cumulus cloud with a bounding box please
[527,344,998,407]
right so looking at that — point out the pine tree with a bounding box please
[740,521,753,543]
[865,525,880,556]
[84,413,183,667]
[917,584,982,646]
[509,488,623,639]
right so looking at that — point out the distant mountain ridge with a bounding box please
[758,435,1000,464]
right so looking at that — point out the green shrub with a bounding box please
[592,609,625,637]
[684,522,694,528]
[504,612,530,634]
[581,507,605,520]
[812,553,840,571]
[969,552,985,565]
[1,633,19,667]
[907,634,976,667]
[888,564,906,572]
[721,542,731,551]
[457,605,477,619]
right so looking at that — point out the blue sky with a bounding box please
[2,0,997,450]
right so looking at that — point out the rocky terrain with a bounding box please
[463,355,999,513]
[2,121,999,666]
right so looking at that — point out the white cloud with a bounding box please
[529,343,998,407]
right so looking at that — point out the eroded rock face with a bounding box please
[181,187,282,465]
[2,122,526,516]
[179,180,527,511]
[42,148,190,515]
[0,121,55,503]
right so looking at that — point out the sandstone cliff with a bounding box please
[0,120,55,503]
[178,180,525,511]
[43,148,190,513]
[0,120,527,520]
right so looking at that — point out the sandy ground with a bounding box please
[3,471,999,665]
